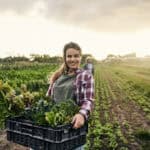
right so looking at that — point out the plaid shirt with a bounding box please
[46,68,94,119]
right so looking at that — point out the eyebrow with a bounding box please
[67,54,80,56]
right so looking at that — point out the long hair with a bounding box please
[49,42,82,84]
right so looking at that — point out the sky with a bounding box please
[0,0,150,60]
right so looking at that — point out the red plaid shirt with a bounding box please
[46,68,94,119]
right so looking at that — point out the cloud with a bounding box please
[0,0,150,32]
[0,0,40,14]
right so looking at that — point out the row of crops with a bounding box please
[0,62,58,90]
[0,61,150,149]
[0,63,58,128]
[86,63,150,150]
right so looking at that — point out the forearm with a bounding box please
[79,99,94,120]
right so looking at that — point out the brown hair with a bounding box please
[49,42,82,84]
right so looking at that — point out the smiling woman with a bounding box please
[65,48,81,72]
[46,41,95,150]
[63,43,82,74]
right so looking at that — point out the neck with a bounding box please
[68,69,77,75]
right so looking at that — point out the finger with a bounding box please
[73,119,78,129]
[73,122,78,129]
[73,120,81,129]
[71,116,76,124]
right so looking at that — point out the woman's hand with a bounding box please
[72,113,85,129]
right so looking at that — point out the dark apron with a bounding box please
[52,74,76,103]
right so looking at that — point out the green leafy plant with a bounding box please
[45,100,79,127]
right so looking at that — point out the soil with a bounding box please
[0,130,29,150]
[103,70,150,149]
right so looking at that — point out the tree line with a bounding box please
[0,54,96,64]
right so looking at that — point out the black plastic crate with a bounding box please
[35,123,87,142]
[6,117,88,149]
[7,129,86,150]
[6,117,88,142]
[7,130,31,147]
[6,117,33,135]
[30,134,86,150]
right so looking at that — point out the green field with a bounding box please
[86,60,150,150]
[0,59,150,150]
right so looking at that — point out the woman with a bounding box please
[46,42,94,150]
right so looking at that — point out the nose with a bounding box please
[70,56,75,61]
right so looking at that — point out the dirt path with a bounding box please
[0,130,29,150]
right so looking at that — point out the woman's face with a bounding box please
[65,48,81,70]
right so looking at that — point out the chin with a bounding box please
[70,67,78,70]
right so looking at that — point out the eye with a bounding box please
[74,54,80,58]
[67,55,72,58]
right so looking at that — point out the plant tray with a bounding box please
[6,117,87,150]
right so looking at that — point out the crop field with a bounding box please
[0,59,150,150]
[86,59,150,150]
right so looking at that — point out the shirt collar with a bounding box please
[75,68,83,74]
